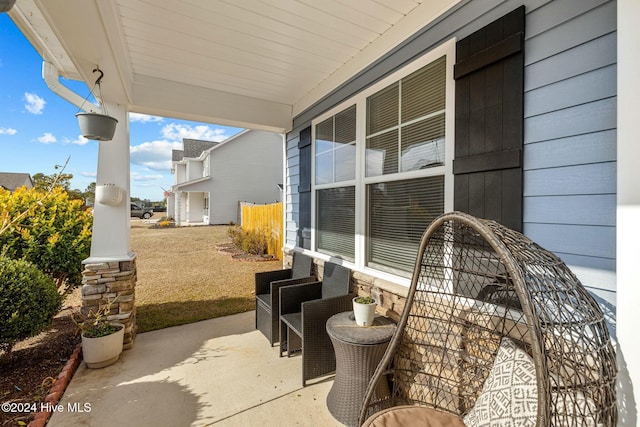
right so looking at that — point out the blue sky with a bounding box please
[0,14,243,202]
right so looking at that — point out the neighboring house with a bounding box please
[0,172,33,192]
[168,130,282,225]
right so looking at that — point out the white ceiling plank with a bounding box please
[95,0,134,104]
[130,53,305,104]
[292,0,462,116]
[374,0,422,15]
[119,3,358,63]
[284,0,396,31]
[122,21,340,77]
[12,0,456,131]
[126,39,331,88]
[132,74,292,132]
[225,0,379,47]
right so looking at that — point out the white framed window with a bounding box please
[311,39,455,279]
[314,105,357,260]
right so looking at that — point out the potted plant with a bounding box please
[353,295,377,327]
[73,299,124,369]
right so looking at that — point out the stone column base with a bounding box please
[81,255,137,349]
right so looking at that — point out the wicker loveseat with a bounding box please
[359,212,617,426]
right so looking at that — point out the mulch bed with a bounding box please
[216,243,276,261]
[0,309,82,427]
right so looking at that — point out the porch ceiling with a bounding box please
[9,0,459,132]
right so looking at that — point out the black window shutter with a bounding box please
[298,126,312,249]
[453,6,525,231]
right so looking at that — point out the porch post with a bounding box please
[617,0,640,424]
[81,102,137,349]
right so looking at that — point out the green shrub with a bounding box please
[0,256,62,356]
[241,229,267,255]
[0,186,92,290]
[226,225,267,255]
[226,225,244,247]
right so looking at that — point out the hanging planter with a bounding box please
[76,67,118,141]
[0,0,17,13]
[77,112,118,141]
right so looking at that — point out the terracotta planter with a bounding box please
[76,112,118,141]
[353,297,377,327]
[81,323,124,369]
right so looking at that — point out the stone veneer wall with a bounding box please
[283,251,409,323]
[81,257,137,349]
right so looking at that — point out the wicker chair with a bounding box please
[359,211,617,427]
[279,261,356,386]
[255,252,316,345]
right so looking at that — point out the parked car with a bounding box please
[152,205,167,213]
[131,203,154,219]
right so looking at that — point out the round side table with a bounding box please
[326,311,396,427]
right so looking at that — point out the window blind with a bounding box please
[367,176,444,275]
[317,187,355,260]
[366,55,446,177]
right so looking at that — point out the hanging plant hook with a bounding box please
[75,65,118,141]
[93,67,104,86]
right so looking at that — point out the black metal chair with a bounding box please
[279,261,355,386]
[255,252,316,345]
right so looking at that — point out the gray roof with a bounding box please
[0,172,33,191]
[182,139,220,158]
[172,150,184,162]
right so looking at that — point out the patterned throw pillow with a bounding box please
[463,337,538,427]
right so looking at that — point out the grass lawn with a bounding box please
[131,223,281,333]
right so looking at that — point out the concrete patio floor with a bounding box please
[49,311,344,426]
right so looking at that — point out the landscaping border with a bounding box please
[28,344,82,427]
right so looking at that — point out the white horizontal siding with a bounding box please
[208,130,283,224]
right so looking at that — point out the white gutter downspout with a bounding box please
[42,61,101,113]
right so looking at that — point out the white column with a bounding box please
[617,1,640,425]
[86,102,133,261]
[175,191,182,225]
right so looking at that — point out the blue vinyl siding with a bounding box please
[285,131,301,246]
[286,0,617,300]
[522,0,616,299]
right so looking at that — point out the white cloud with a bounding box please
[130,113,164,123]
[0,127,17,135]
[69,135,89,145]
[130,140,182,172]
[161,123,228,142]
[80,171,97,177]
[24,92,46,114]
[132,172,164,182]
[37,132,57,144]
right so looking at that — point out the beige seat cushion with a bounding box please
[363,406,466,427]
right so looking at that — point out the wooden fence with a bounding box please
[241,202,284,260]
